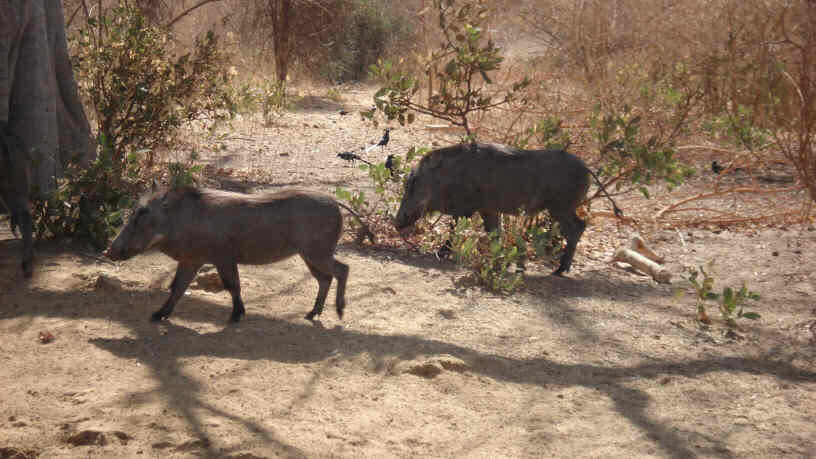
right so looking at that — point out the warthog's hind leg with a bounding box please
[302,256,349,321]
[216,260,245,323]
[303,259,333,321]
[552,212,586,276]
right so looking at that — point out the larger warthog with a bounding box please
[106,187,370,323]
[395,143,622,276]
[0,129,33,278]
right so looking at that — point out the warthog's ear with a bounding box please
[421,152,445,171]
[161,192,174,210]
[160,188,179,210]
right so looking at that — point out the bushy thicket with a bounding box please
[34,3,236,248]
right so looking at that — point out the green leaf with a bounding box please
[334,187,352,201]
[723,287,734,303]
[741,312,761,320]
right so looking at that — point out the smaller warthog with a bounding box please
[0,129,33,278]
[395,143,622,276]
[106,187,370,323]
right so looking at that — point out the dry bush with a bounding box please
[215,0,421,83]
[704,0,816,203]
[502,1,816,224]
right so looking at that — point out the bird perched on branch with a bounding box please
[711,160,725,174]
[364,128,391,153]
[337,151,372,166]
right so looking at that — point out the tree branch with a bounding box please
[165,0,223,29]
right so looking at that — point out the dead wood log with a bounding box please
[629,234,665,263]
[612,235,671,284]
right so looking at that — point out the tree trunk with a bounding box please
[1,0,94,195]
[271,0,292,82]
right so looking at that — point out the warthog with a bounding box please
[0,130,33,278]
[395,143,621,276]
[106,187,372,323]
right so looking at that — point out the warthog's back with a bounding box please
[159,188,343,265]
[419,143,591,215]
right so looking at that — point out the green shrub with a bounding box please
[686,261,761,329]
[591,104,694,198]
[33,142,136,249]
[72,4,235,168]
[434,212,564,294]
[368,0,529,138]
[335,146,427,236]
[34,3,236,247]
[448,216,524,293]
[226,77,289,122]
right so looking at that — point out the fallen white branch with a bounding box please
[629,234,665,263]
[612,235,671,284]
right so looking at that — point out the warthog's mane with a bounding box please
[417,142,518,173]
[138,186,203,207]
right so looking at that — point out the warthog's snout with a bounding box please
[394,206,422,232]
[104,244,132,261]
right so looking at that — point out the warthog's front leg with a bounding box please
[152,262,202,321]
[13,207,33,278]
[2,192,33,278]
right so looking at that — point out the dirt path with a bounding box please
[1,86,815,458]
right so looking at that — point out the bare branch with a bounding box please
[165,0,223,29]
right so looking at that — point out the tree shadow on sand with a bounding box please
[2,270,814,458]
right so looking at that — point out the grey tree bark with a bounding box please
[1,0,94,195]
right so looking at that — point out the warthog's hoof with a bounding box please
[150,312,168,322]
[22,261,33,279]
[229,311,244,323]
[304,310,320,322]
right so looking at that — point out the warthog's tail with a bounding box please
[586,169,624,218]
[336,202,377,244]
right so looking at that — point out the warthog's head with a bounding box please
[395,170,433,231]
[105,193,170,261]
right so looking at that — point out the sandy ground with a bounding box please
[1,86,815,458]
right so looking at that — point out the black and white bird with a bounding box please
[337,151,372,166]
[364,128,391,153]
[711,160,725,174]
[436,239,453,260]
